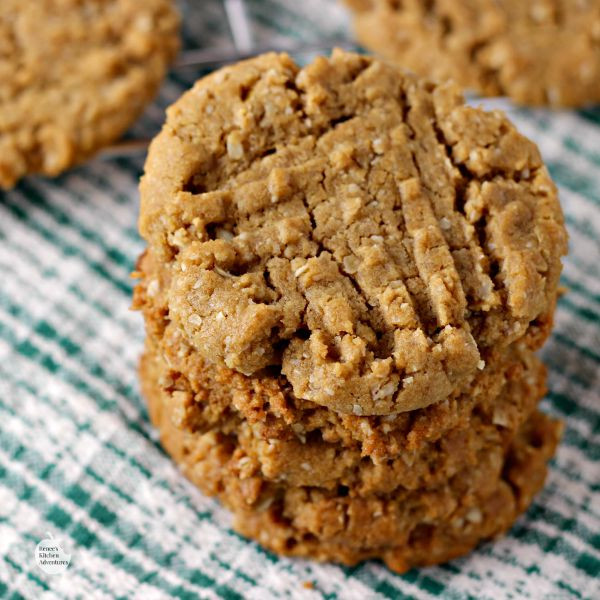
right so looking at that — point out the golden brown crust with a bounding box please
[138,50,566,416]
[345,0,600,107]
[0,0,180,188]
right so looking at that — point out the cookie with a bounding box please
[134,49,567,572]
[141,345,562,573]
[0,0,179,189]
[344,0,600,107]
[139,49,566,416]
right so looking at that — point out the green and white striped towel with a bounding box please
[0,1,598,598]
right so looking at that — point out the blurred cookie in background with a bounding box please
[0,0,179,189]
[344,0,600,107]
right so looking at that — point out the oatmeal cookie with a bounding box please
[344,0,600,107]
[138,49,566,416]
[0,0,179,188]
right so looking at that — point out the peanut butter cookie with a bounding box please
[0,0,179,188]
[345,0,600,107]
[139,49,566,416]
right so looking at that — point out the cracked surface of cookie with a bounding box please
[140,51,565,415]
[140,50,566,415]
[139,50,566,416]
[0,0,179,188]
[345,0,600,107]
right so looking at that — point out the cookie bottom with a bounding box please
[141,349,561,573]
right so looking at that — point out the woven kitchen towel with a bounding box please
[0,1,598,598]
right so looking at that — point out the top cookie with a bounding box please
[0,0,179,189]
[139,49,566,416]
[345,0,600,107]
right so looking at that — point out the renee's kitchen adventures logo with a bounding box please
[35,532,71,575]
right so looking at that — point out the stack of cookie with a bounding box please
[134,49,567,572]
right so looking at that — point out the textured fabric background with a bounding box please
[0,1,598,598]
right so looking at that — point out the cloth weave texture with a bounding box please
[0,1,598,598]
